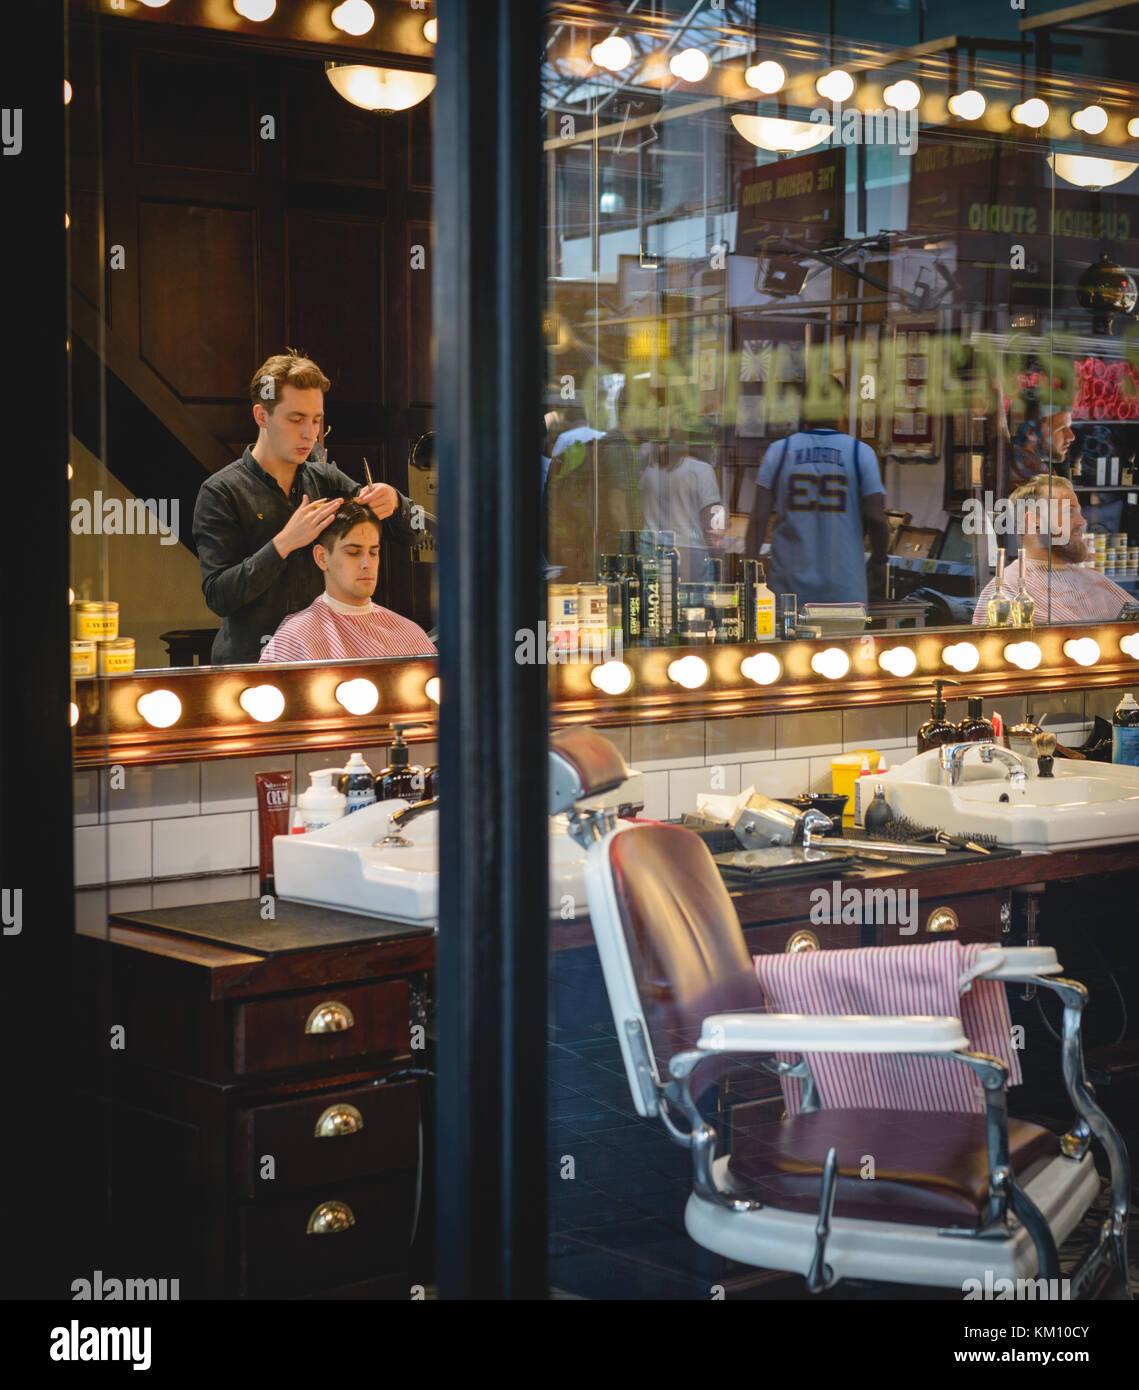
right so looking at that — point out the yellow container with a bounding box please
[97,637,135,675]
[74,600,119,640]
[71,640,97,677]
[831,748,881,823]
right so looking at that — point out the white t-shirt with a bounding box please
[639,454,721,550]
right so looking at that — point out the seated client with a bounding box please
[260,501,436,661]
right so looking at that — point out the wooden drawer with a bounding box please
[744,918,861,957]
[234,1078,420,1199]
[238,1174,417,1297]
[231,980,410,1076]
[880,889,1006,945]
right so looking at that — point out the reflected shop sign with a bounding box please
[908,138,1139,306]
[736,147,846,255]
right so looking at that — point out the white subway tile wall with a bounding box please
[152,811,254,879]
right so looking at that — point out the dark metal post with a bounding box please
[434,0,548,1298]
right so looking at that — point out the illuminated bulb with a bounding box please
[744,60,785,94]
[1063,638,1101,667]
[669,49,710,83]
[1012,98,1049,128]
[70,702,79,727]
[1130,118,1139,139]
[233,0,276,20]
[335,678,379,714]
[1072,105,1108,135]
[69,588,74,604]
[63,80,72,104]
[1005,640,1042,671]
[884,80,921,111]
[948,89,985,121]
[591,35,633,72]
[942,642,980,673]
[667,655,709,689]
[64,213,70,229]
[740,652,781,685]
[590,660,633,695]
[137,690,182,728]
[67,462,73,479]
[239,684,285,723]
[331,0,375,36]
[423,18,437,43]
[424,676,440,704]
[1120,633,1139,658]
[138,0,171,6]
[816,69,854,103]
[811,648,850,680]
[879,646,917,677]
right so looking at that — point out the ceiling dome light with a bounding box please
[591,35,634,72]
[233,0,276,19]
[331,0,375,36]
[1005,640,1043,670]
[239,684,286,723]
[1063,638,1101,667]
[667,655,709,689]
[325,63,436,112]
[590,660,633,695]
[740,652,781,685]
[811,647,850,680]
[1012,98,1049,128]
[137,690,183,728]
[335,678,380,714]
[744,60,785,94]
[1071,104,1108,135]
[424,676,440,703]
[731,114,831,152]
[948,89,986,120]
[816,69,854,103]
[138,0,171,6]
[1049,153,1137,190]
[423,18,437,43]
[878,646,917,677]
[669,49,710,83]
[942,641,980,672]
[884,80,921,112]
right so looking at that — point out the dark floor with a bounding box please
[548,942,1139,1301]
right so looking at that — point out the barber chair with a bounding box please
[549,728,1132,1298]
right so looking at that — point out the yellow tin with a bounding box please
[71,640,97,677]
[75,600,119,640]
[97,637,135,675]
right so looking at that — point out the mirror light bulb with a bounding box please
[744,60,784,94]
[423,18,437,43]
[239,684,285,723]
[879,646,917,677]
[669,49,710,83]
[137,690,182,728]
[667,656,709,689]
[70,702,79,727]
[942,642,980,673]
[948,89,985,120]
[1120,633,1139,658]
[591,35,633,72]
[233,0,276,20]
[1005,641,1042,671]
[1012,98,1049,128]
[590,661,633,695]
[740,652,781,685]
[816,69,854,102]
[424,676,440,703]
[1072,105,1108,135]
[884,80,921,112]
[1130,118,1139,139]
[811,648,850,680]
[331,0,375,36]
[63,80,72,104]
[1064,638,1100,667]
[335,678,380,714]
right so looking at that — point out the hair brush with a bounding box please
[874,816,1002,854]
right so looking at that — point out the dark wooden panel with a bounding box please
[285,211,383,403]
[407,220,432,407]
[231,979,410,1075]
[138,201,257,400]
[409,100,432,191]
[135,49,255,174]
[69,189,105,315]
[283,63,384,188]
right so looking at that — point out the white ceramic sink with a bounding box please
[273,797,596,924]
[878,749,1139,853]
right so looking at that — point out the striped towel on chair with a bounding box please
[753,941,1022,1114]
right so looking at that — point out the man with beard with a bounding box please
[972,474,1132,624]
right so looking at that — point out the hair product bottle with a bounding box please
[1010,550,1036,627]
[957,697,994,743]
[986,550,1012,626]
[917,679,959,752]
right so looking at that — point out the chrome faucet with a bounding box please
[378,796,438,847]
[939,742,1028,788]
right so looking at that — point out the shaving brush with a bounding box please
[1033,731,1056,778]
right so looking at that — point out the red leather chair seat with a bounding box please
[727,1102,1061,1227]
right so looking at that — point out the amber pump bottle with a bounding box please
[957,697,994,743]
[917,679,960,753]
[377,721,430,801]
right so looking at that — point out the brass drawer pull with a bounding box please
[786,929,820,953]
[304,1000,356,1035]
[926,906,959,934]
[306,1200,356,1235]
[314,1103,365,1139]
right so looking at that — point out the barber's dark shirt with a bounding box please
[193,447,419,664]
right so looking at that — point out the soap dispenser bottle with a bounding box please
[1111,693,1139,766]
[957,697,994,743]
[917,679,960,753]
[377,722,428,800]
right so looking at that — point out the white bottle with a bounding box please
[852,755,873,828]
[754,563,776,642]
[294,768,347,833]
[340,751,377,814]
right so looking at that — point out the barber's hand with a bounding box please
[272,494,343,559]
[356,482,400,521]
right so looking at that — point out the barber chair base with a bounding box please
[686,1151,1100,1290]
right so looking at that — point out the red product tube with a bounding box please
[255,770,293,897]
